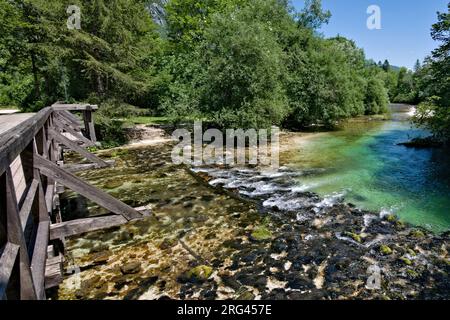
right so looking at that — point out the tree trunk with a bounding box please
[31,52,41,99]
[96,72,104,96]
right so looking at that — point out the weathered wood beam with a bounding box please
[50,215,128,240]
[53,115,95,147]
[45,182,55,216]
[55,111,83,129]
[0,108,52,176]
[48,128,108,168]
[34,155,144,221]
[51,104,98,111]
[44,254,63,289]
[19,179,39,230]
[4,169,37,300]
[30,221,50,300]
[83,110,97,143]
[0,242,20,299]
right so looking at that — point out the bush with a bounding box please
[94,99,149,147]
[414,97,450,142]
[365,77,389,115]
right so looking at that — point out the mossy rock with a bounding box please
[236,290,255,300]
[120,262,142,275]
[104,180,124,189]
[250,226,273,241]
[385,214,397,223]
[186,265,213,282]
[89,243,109,254]
[400,257,412,266]
[409,229,425,239]
[379,245,393,255]
[406,269,419,279]
[111,149,130,158]
[395,220,406,230]
[343,231,362,243]
[158,238,177,250]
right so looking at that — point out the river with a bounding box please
[55,105,449,300]
[198,104,450,233]
[280,104,450,232]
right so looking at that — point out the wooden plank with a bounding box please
[85,111,97,143]
[0,242,20,299]
[44,255,63,289]
[53,113,82,133]
[0,114,35,136]
[10,156,22,177]
[50,215,128,239]
[34,155,143,221]
[64,160,116,173]
[30,221,49,300]
[4,168,37,300]
[48,128,108,167]
[45,182,55,216]
[53,115,95,147]
[19,179,39,230]
[10,156,27,202]
[61,109,83,123]
[36,174,50,223]
[0,107,52,176]
[55,111,83,129]
[51,104,98,111]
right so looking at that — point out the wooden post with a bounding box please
[83,108,97,143]
[4,168,37,300]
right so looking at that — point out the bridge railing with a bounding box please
[0,104,99,299]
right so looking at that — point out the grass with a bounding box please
[0,105,19,110]
[126,116,170,125]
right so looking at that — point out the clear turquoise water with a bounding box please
[286,108,450,232]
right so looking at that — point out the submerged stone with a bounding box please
[250,226,273,241]
[104,180,124,189]
[236,290,255,300]
[399,257,413,266]
[343,231,362,243]
[121,262,142,274]
[182,265,213,283]
[220,274,241,291]
[410,229,425,239]
[379,245,393,255]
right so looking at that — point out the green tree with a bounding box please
[0,0,163,110]
[365,77,389,115]
[199,0,289,128]
[165,0,247,51]
[413,59,421,72]
[382,59,390,72]
[413,4,450,141]
[297,0,331,30]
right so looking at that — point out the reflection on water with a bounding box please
[284,105,450,232]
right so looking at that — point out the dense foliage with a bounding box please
[412,4,450,142]
[0,0,447,140]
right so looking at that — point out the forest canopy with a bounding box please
[0,0,448,141]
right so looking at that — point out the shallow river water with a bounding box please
[54,105,449,300]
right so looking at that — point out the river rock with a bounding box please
[121,262,142,274]
[179,265,213,283]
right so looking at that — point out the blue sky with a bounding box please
[291,0,448,69]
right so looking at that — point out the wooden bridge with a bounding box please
[0,103,149,300]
